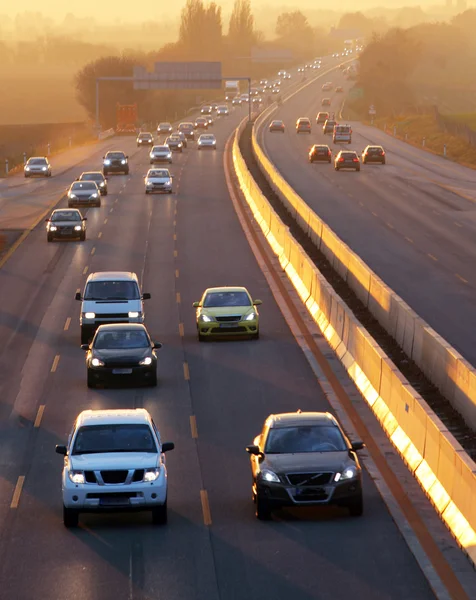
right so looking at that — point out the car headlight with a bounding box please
[104,160,111,165]
[68,193,77,199]
[49,226,57,231]
[139,357,153,366]
[91,193,98,198]
[74,225,82,231]
[259,469,280,483]
[128,311,140,318]
[84,312,95,319]
[138,140,142,143]
[199,314,213,322]
[91,358,105,367]
[99,182,105,187]
[68,471,85,484]
[244,312,256,321]
[42,167,47,171]
[121,160,127,165]
[144,468,160,482]
[167,153,172,158]
[334,467,357,482]
[25,166,30,171]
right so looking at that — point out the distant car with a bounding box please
[103,151,129,175]
[56,408,174,527]
[217,105,229,116]
[205,115,214,126]
[201,105,212,114]
[296,118,311,133]
[245,411,365,520]
[82,323,161,388]
[335,86,344,93]
[297,67,304,72]
[309,144,332,163]
[252,96,262,104]
[178,122,195,140]
[149,145,172,164]
[194,117,209,129]
[144,168,173,194]
[157,122,173,135]
[269,120,285,133]
[240,94,250,102]
[78,171,107,195]
[67,181,101,207]
[174,130,188,148]
[193,286,261,340]
[284,72,291,79]
[45,209,86,242]
[333,124,352,145]
[210,103,218,111]
[335,150,360,171]
[137,132,154,147]
[321,82,333,91]
[271,87,280,94]
[197,133,217,150]
[260,79,268,85]
[165,135,183,152]
[323,119,336,135]
[362,145,386,164]
[316,112,329,124]
[24,156,51,178]
[321,98,331,106]
[232,97,242,106]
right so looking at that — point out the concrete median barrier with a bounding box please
[230,116,476,566]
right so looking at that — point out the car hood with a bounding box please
[70,452,158,471]
[93,347,151,362]
[202,305,254,317]
[263,451,351,473]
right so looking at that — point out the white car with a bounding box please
[216,105,229,116]
[197,134,217,149]
[145,168,173,193]
[24,156,51,177]
[56,409,175,527]
[150,145,172,164]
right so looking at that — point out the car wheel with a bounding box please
[96,200,101,207]
[152,499,167,525]
[198,331,206,342]
[125,169,129,175]
[362,159,366,164]
[145,190,149,194]
[348,494,364,517]
[63,506,79,528]
[255,494,272,520]
[80,232,86,242]
[356,167,360,172]
[47,234,53,243]
[24,174,29,178]
[103,191,108,196]
[81,328,91,345]
[87,369,95,388]
[253,329,260,340]
[149,370,158,387]
[382,159,386,165]
[335,167,339,171]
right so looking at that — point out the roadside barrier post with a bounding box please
[69,137,72,148]
[384,123,387,132]
[422,137,426,147]
[47,143,51,155]
[23,152,27,165]
[5,159,8,175]
[405,133,408,141]
[393,126,396,136]
[443,144,447,157]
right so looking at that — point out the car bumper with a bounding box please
[49,229,83,239]
[150,157,172,163]
[103,165,128,172]
[146,185,172,193]
[198,319,258,336]
[88,364,156,385]
[256,478,362,507]
[63,471,167,510]
[68,197,99,206]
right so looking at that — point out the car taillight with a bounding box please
[339,157,344,162]
[353,158,359,162]
[328,151,331,156]
[381,151,385,155]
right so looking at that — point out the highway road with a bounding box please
[0,97,446,598]
[259,69,476,367]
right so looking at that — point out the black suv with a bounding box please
[103,151,129,175]
[246,411,364,520]
[362,145,386,165]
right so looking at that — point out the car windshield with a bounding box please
[153,146,169,152]
[84,280,140,300]
[179,123,193,130]
[203,291,251,307]
[335,127,350,133]
[71,182,96,191]
[201,135,214,140]
[81,173,103,181]
[51,211,81,222]
[139,133,152,138]
[148,170,170,177]
[272,121,283,126]
[160,123,171,128]
[106,152,125,159]
[265,425,347,453]
[28,158,47,165]
[94,329,149,349]
[72,424,157,455]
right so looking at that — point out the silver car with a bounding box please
[150,145,172,164]
[78,171,108,195]
[216,105,229,116]
[137,132,154,147]
[197,134,217,150]
[157,122,173,135]
[67,181,101,207]
[144,168,173,194]
[24,156,51,178]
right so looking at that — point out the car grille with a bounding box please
[215,326,247,333]
[101,470,129,484]
[104,359,141,368]
[95,313,129,319]
[215,315,241,322]
[287,472,333,486]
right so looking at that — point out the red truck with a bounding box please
[116,104,138,134]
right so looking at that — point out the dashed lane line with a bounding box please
[10,476,25,509]
[90,247,96,256]
[176,292,181,303]
[64,317,71,331]
[83,266,88,275]
[98,231,102,238]
[51,355,60,373]
[456,274,468,284]
[34,405,45,428]
[428,254,438,262]
[190,416,198,439]
[183,362,190,381]
[179,323,184,337]
[200,490,212,526]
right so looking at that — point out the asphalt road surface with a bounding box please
[0,91,437,599]
[259,70,476,367]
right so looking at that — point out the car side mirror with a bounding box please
[82,217,87,221]
[253,299,262,305]
[80,344,89,351]
[162,442,175,453]
[246,444,261,456]
[45,218,50,222]
[55,445,67,455]
[351,441,365,452]
[192,301,200,308]
[153,342,162,349]
[126,155,129,159]
[142,293,151,300]
[75,292,82,301]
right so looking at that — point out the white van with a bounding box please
[333,124,352,144]
[76,271,151,343]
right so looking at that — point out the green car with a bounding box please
[193,287,261,341]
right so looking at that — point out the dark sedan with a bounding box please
[103,151,129,175]
[67,181,101,207]
[177,122,195,140]
[46,209,87,242]
[246,411,364,520]
[269,120,285,133]
[323,119,336,134]
[335,150,360,171]
[309,144,332,163]
[362,145,386,164]
[82,324,162,388]
[78,171,108,195]
[165,135,184,152]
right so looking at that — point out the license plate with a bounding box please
[112,368,133,375]
[220,322,239,328]
[295,487,325,498]
[100,496,129,506]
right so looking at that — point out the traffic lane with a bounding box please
[177,139,435,598]
[263,105,476,364]
[0,116,242,599]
